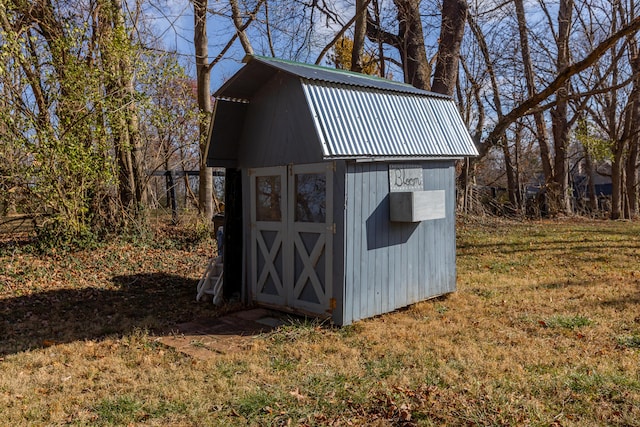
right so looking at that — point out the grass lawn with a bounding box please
[1,218,639,426]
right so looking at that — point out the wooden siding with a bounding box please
[207,101,247,168]
[330,161,347,325]
[237,72,324,168]
[342,161,456,325]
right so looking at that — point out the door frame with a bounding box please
[248,162,334,315]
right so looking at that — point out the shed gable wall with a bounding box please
[342,161,456,325]
[237,73,324,168]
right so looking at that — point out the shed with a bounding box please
[207,55,478,325]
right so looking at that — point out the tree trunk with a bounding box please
[550,0,574,215]
[97,0,147,223]
[194,0,214,223]
[371,0,386,77]
[457,158,470,213]
[611,148,624,219]
[604,2,640,220]
[395,0,430,89]
[615,72,640,219]
[514,0,553,185]
[550,103,571,214]
[123,51,147,211]
[583,147,598,213]
[626,135,639,218]
[431,0,467,96]
[367,0,472,92]
[351,0,367,73]
[610,104,625,220]
[230,0,255,55]
[514,121,524,211]
[502,138,518,211]
[624,33,640,219]
[366,0,431,89]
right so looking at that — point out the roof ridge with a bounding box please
[244,54,450,98]
[247,54,405,84]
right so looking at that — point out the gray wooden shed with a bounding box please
[207,55,478,325]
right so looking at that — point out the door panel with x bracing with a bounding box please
[250,164,333,314]
[250,167,287,306]
[289,164,333,313]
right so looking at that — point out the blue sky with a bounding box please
[147,0,246,89]
[148,0,360,90]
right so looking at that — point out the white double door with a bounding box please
[249,163,334,315]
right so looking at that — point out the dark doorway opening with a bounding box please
[223,168,243,300]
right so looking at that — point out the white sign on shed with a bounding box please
[389,164,424,192]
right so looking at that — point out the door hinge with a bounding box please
[328,223,336,234]
[329,297,337,312]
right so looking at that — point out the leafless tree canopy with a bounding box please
[1,0,640,243]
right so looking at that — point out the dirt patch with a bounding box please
[157,308,287,359]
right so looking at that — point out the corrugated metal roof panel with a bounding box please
[302,81,478,158]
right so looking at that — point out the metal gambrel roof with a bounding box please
[209,55,478,163]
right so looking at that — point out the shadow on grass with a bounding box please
[598,295,640,310]
[458,239,640,256]
[536,279,600,290]
[0,273,225,356]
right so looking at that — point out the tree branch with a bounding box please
[207,0,264,72]
[481,15,640,155]
[314,0,372,65]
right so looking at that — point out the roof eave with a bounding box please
[330,155,477,162]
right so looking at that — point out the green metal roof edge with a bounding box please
[244,54,451,98]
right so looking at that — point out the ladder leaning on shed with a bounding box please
[196,256,224,305]
[196,225,225,305]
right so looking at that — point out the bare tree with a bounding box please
[193,0,264,224]
[478,12,640,179]
[366,0,432,89]
[514,0,553,192]
[194,0,214,223]
[467,11,520,210]
[575,0,639,219]
[618,1,640,219]
[351,0,368,72]
[548,0,575,214]
[432,0,467,95]
[625,42,640,218]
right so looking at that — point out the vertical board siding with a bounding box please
[360,165,370,321]
[347,161,361,322]
[331,161,347,326]
[343,161,456,325]
[376,169,389,315]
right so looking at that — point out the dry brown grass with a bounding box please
[1,218,639,425]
